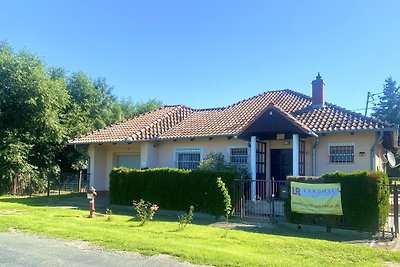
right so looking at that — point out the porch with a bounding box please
[240,104,318,202]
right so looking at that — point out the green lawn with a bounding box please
[0,194,399,267]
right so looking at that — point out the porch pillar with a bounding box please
[292,134,299,176]
[250,136,257,201]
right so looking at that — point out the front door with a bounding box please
[271,149,292,181]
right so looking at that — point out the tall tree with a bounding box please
[0,42,163,188]
[372,77,400,124]
[0,43,70,190]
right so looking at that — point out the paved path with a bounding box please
[0,232,207,267]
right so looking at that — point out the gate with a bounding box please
[382,181,399,238]
[233,179,288,221]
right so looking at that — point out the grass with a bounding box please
[0,194,400,266]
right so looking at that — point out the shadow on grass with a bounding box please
[0,194,372,243]
[0,193,86,207]
[229,222,371,243]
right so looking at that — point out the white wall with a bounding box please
[89,142,141,191]
[157,137,249,168]
[313,132,376,175]
[88,131,383,191]
[88,144,107,191]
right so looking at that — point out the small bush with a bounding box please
[132,199,159,226]
[106,208,113,221]
[178,206,194,229]
[216,177,232,220]
[199,152,250,179]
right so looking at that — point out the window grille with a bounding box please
[329,144,354,163]
[230,147,248,164]
[175,148,201,170]
[299,140,305,175]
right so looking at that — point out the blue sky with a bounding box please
[1,1,399,114]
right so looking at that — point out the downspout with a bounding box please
[312,137,320,176]
[370,131,384,171]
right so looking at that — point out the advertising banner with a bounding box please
[290,181,343,215]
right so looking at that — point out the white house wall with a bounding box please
[157,137,249,168]
[88,131,384,192]
[314,132,376,175]
[89,144,107,191]
[140,142,158,168]
[89,142,141,191]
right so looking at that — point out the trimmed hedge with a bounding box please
[109,168,237,216]
[285,171,390,233]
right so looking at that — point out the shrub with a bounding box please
[105,208,113,222]
[199,152,250,179]
[110,168,236,216]
[285,171,390,233]
[132,199,159,226]
[216,177,232,220]
[178,206,194,229]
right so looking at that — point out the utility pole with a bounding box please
[365,92,381,116]
[365,92,371,116]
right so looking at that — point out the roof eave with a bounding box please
[316,127,397,134]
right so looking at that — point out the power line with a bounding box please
[365,91,383,116]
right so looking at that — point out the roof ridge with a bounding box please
[131,105,194,139]
[193,107,225,111]
[283,89,312,101]
[225,89,287,109]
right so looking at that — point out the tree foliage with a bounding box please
[372,77,400,124]
[372,77,400,177]
[0,42,162,191]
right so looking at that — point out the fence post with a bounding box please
[394,184,399,238]
[78,170,82,192]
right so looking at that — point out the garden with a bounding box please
[1,193,400,267]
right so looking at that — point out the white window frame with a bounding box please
[173,147,202,170]
[328,143,355,164]
[228,145,248,165]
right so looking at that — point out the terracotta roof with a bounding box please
[69,105,194,144]
[69,89,396,144]
[158,90,312,139]
[294,103,392,133]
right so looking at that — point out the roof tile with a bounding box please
[70,89,395,144]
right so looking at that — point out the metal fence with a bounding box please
[382,180,399,238]
[7,172,88,195]
[233,179,288,221]
[48,172,89,195]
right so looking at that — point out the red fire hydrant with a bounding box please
[88,187,97,218]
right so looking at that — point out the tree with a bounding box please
[120,98,162,119]
[372,77,400,177]
[0,42,163,191]
[0,42,70,190]
[372,77,400,124]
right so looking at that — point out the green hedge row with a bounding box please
[109,168,237,216]
[285,171,390,233]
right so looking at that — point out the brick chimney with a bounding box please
[311,73,325,108]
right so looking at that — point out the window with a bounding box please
[230,147,248,165]
[175,148,201,170]
[329,144,354,163]
[116,155,141,169]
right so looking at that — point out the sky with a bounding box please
[1,1,399,114]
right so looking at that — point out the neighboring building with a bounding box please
[70,74,398,194]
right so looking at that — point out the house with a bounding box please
[69,74,398,195]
